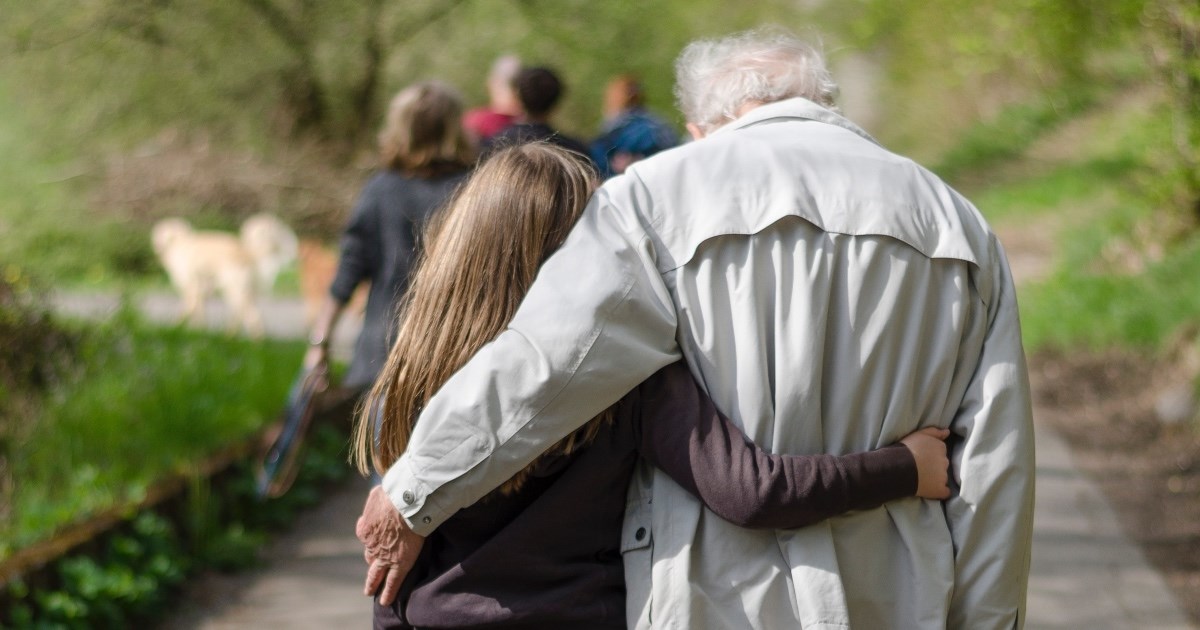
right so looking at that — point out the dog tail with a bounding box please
[241,213,299,289]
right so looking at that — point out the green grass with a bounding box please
[1020,238,1200,350]
[933,86,1103,185]
[2,311,303,553]
[962,90,1199,353]
[972,156,1137,223]
[1013,166,1200,352]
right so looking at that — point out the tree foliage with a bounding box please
[0,0,477,149]
[819,0,1147,156]
[0,0,1194,221]
[0,0,800,154]
[1144,0,1200,218]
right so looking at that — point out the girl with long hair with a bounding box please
[355,143,950,629]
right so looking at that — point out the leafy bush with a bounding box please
[0,267,78,531]
[4,512,186,628]
[2,422,354,628]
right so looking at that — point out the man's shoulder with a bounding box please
[367,169,429,195]
[617,121,995,273]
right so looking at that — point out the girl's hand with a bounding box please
[899,427,952,500]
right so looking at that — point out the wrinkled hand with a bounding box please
[355,485,425,605]
[899,427,952,500]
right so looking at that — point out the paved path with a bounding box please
[1028,422,1193,628]
[53,292,1196,628]
[161,477,374,629]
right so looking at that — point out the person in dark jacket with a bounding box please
[481,66,593,164]
[304,81,473,391]
[353,144,952,628]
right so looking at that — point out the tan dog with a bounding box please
[151,214,298,337]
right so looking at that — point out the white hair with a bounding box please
[674,27,838,133]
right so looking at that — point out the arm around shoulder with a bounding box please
[384,184,682,535]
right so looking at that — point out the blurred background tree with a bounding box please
[0,0,1194,270]
[1143,0,1200,221]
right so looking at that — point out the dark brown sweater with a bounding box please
[375,361,917,629]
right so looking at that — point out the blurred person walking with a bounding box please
[462,54,522,144]
[481,66,593,165]
[590,74,680,178]
[304,81,472,397]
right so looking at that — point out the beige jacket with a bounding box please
[383,97,1035,629]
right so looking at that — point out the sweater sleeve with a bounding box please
[634,361,918,529]
[330,177,381,303]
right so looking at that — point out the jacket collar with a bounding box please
[713,97,881,147]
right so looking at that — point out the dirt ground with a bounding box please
[1030,350,1200,622]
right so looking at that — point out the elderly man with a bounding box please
[359,28,1035,629]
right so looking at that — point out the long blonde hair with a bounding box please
[352,144,606,494]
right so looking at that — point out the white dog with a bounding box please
[151,213,298,337]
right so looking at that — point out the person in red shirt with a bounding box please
[462,54,522,144]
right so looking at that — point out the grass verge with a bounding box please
[963,88,1198,353]
[2,308,303,554]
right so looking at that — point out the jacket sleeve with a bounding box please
[634,362,917,529]
[382,177,682,534]
[329,177,380,303]
[945,236,1036,629]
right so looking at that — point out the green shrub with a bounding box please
[2,423,354,628]
[4,512,185,628]
[0,266,79,537]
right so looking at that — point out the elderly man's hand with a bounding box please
[356,485,425,606]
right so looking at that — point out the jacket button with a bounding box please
[422,516,432,524]
[635,527,647,541]
[401,490,415,505]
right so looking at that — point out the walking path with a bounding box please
[53,291,1197,629]
[1028,422,1193,628]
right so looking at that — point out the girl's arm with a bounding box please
[633,361,948,529]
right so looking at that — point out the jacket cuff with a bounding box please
[382,455,454,536]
